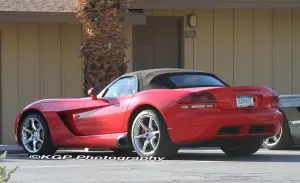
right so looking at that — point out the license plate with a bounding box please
[236,96,254,108]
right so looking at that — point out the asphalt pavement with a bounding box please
[3,148,300,183]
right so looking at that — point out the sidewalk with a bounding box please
[0,145,24,154]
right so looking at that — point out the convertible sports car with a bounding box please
[14,68,283,158]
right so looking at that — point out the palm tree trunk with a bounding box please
[76,0,132,95]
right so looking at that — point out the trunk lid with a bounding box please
[180,86,276,110]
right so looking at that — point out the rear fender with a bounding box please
[123,90,189,131]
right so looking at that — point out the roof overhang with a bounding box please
[1,0,299,13]
[0,0,299,24]
[0,12,147,24]
[132,0,300,9]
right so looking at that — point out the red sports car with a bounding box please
[14,68,283,158]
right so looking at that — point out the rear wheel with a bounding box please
[19,114,57,155]
[130,109,179,158]
[220,138,262,156]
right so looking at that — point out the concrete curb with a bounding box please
[0,146,111,155]
[0,145,25,154]
[0,146,225,155]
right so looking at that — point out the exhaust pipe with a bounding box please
[117,135,131,148]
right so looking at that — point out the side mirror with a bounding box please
[88,88,98,100]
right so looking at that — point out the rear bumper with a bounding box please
[164,108,283,144]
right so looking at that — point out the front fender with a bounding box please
[14,106,45,145]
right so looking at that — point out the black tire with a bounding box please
[262,116,293,150]
[220,138,262,156]
[19,113,57,155]
[130,109,179,158]
[111,148,133,155]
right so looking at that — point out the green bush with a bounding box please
[0,151,18,183]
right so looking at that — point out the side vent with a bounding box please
[57,113,79,136]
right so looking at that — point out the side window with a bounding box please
[103,77,138,98]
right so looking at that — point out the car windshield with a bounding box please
[168,74,226,88]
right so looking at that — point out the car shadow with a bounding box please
[173,152,300,163]
[57,151,300,163]
[6,148,300,163]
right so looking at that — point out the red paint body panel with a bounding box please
[73,96,133,135]
[165,105,282,144]
[39,111,127,148]
[14,85,283,149]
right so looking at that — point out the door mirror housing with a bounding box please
[88,88,98,100]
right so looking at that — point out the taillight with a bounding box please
[177,92,217,109]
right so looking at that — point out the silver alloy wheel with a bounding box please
[21,118,44,153]
[263,127,283,146]
[131,114,160,156]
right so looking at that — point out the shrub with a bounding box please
[0,151,18,183]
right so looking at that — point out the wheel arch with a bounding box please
[17,109,48,145]
[126,104,165,143]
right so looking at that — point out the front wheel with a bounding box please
[19,114,57,155]
[220,138,262,156]
[130,109,179,158]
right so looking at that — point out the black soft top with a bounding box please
[121,68,209,91]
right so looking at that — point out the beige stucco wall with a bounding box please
[0,23,133,144]
[147,9,300,94]
[1,8,300,144]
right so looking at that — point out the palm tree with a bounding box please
[76,0,132,95]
